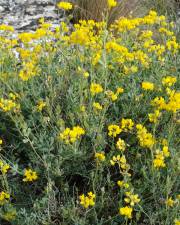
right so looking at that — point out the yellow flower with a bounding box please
[148,110,161,123]
[124,65,138,75]
[110,154,121,166]
[9,93,17,100]
[166,39,179,53]
[1,164,10,174]
[116,138,126,151]
[110,155,130,172]
[117,180,124,187]
[19,61,39,81]
[116,87,124,95]
[162,76,177,87]
[95,152,105,161]
[174,219,180,225]
[59,126,85,144]
[37,100,46,111]
[161,138,168,146]
[93,102,103,110]
[117,180,129,189]
[108,125,122,137]
[23,169,38,182]
[57,2,73,10]
[119,206,133,219]
[165,197,175,207]
[70,29,89,45]
[142,82,154,90]
[162,146,170,157]
[124,191,140,207]
[121,118,134,132]
[79,192,95,208]
[105,90,118,101]
[107,0,117,8]
[0,24,14,32]
[83,72,89,78]
[0,98,20,112]
[80,105,86,112]
[90,83,103,95]
[151,96,166,110]
[0,191,10,205]
[2,209,16,222]
[153,152,165,169]
[0,161,10,174]
[136,124,155,149]
[0,139,2,145]
[177,194,180,200]
[164,91,180,113]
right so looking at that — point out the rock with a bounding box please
[14,0,27,4]
[0,0,64,32]
[0,6,4,12]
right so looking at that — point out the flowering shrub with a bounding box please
[0,1,179,224]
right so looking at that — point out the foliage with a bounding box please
[0,2,180,225]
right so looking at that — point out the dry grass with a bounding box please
[142,0,178,17]
[70,0,179,25]
[72,0,141,24]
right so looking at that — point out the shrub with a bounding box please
[0,2,179,225]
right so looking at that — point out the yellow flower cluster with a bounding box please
[0,24,14,32]
[162,76,177,86]
[90,83,103,96]
[117,180,129,189]
[95,152,105,162]
[0,160,10,174]
[57,2,73,10]
[159,27,174,36]
[59,126,85,144]
[142,81,154,91]
[148,110,161,123]
[166,38,179,54]
[151,92,180,113]
[19,61,39,81]
[151,96,166,110]
[121,118,134,132]
[93,102,103,111]
[107,0,117,9]
[166,197,175,207]
[2,209,17,222]
[105,87,124,101]
[0,97,20,112]
[119,206,133,219]
[69,20,103,46]
[36,100,46,112]
[79,192,95,208]
[110,155,130,174]
[116,138,126,151]
[0,191,10,205]
[165,92,180,113]
[119,190,140,219]
[23,169,38,182]
[124,191,141,207]
[153,145,170,169]
[136,124,155,149]
[108,124,122,137]
[175,220,180,225]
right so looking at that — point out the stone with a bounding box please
[0,6,4,12]
[0,0,63,32]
